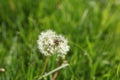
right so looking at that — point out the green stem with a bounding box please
[40,56,50,76]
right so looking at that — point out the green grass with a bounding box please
[0,0,120,80]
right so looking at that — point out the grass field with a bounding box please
[0,0,120,80]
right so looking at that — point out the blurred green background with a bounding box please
[0,0,120,80]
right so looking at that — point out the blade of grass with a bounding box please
[38,63,69,80]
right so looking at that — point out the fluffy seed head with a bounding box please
[37,30,70,56]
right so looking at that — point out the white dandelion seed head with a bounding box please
[37,30,70,56]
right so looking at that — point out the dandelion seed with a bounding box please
[37,30,70,56]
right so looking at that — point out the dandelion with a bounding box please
[37,30,70,57]
[37,30,70,79]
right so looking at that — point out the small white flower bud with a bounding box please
[0,68,5,72]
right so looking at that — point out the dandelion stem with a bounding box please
[40,56,50,76]
[52,69,59,80]
[52,61,60,80]
[52,56,67,80]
